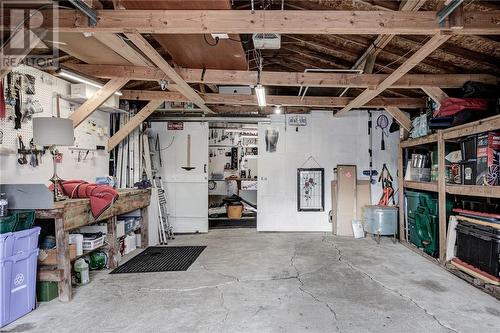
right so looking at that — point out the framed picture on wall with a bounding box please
[297,168,325,211]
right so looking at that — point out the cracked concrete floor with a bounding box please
[2,229,499,333]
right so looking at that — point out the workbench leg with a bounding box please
[55,218,72,302]
[141,207,149,248]
[107,216,118,269]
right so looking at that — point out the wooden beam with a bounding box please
[31,10,500,35]
[69,77,129,127]
[421,86,448,106]
[338,32,452,115]
[93,33,152,66]
[63,64,499,89]
[121,90,425,109]
[384,106,412,131]
[124,33,213,114]
[108,99,163,152]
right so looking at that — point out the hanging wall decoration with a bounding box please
[297,168,324,211]
[265,127,279,153]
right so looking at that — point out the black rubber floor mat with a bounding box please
[110,246,206,274]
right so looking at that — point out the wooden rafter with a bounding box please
[64,64,499,89]
[421,87,449,106]
[124,33,213,114]
[69,77,129,127]
[338,32,452,115]
[107,99,163,152]
[384,106,412,131]
[120,90,425,109]
[92,33,153,67]
[27,10,500,35]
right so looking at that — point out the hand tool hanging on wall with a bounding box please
[363,111,378,184]
[13,75,22,129]
[378,164,395,206]
[376,114,389,151]
[17,135,27,165]
[0,80,6,119]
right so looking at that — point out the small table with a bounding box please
[36,189,151,302]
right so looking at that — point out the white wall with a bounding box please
[0,65,110,185]
[257,111,399,232]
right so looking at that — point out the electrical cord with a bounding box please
[203,34,219,47]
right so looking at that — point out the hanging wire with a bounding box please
[374,36,431,74]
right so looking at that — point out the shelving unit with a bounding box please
[398,113,500,271]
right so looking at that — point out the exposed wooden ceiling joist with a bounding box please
[64,63,499,89]
[338,32,452,115]
[121,90,426,109]
[125,33,213,114]
[30,10,500,35]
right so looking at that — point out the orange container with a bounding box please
[227,204,243,220]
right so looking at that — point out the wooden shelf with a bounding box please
[59,95,128,114]
[443,114,500,140]
[403,180,438,192]
[400,133,438,148]
[446,184,500,198]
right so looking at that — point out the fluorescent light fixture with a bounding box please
[240,135,258,139]
[58,69,122,96]
[254,84,266,107]
[224,128,258,134]
[274,104,283,114]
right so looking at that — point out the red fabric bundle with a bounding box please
[58,180,119,219]
[434,98,489,118]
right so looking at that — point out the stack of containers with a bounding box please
[0,225,41,328]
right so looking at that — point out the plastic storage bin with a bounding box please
[414,208,439,257]
[0,227,41,260]
[456,221,500,277]
[0,249,39,328]
[0,215,17,234]
[13,211,35,231]
[363,206,398,235]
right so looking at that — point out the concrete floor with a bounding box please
[2,229,499,333]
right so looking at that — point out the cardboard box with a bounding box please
[476,131,500,186]
[39,244,77,266]
[71,83,119,108]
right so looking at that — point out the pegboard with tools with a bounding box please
[0,65,109,152]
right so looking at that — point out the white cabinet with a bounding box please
[152,122,209,233]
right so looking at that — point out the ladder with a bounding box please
[153,176,174,244]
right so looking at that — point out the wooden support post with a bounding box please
[398,140,405,242]
[69,77,129,127]
[141,206,149,248]
[108,99,163,152]
[107,216,118,269]
[55,218,72,302]
[337,32,452,115]
[437,130,447,264]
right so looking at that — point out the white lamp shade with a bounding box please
[33,117,74,146]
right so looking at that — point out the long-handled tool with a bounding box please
[376,114,389,151]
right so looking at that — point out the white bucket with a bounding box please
[69,234,83,256]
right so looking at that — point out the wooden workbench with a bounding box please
[36,189,151,302]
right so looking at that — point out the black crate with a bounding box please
[456,221,500,278]
[459,135,477,160]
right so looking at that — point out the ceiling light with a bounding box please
[274,105,283,114]
[58,69,122,96]
[255,84,266,107]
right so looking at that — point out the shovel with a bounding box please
[181,134,196,171]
